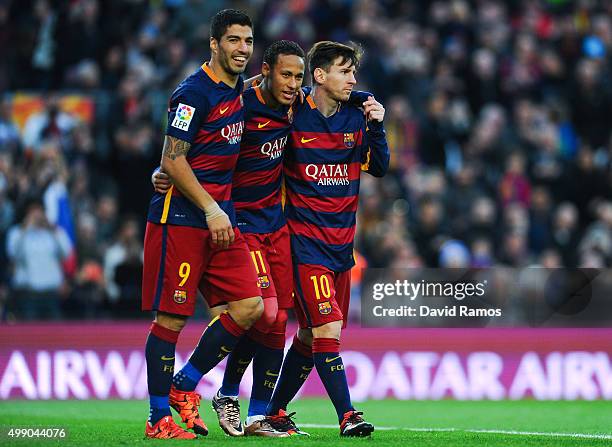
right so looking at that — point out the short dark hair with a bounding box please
[263,40,305,68]
[307,41,363,81]
[210,9,252,41]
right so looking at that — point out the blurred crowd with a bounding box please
[0,0,611,321]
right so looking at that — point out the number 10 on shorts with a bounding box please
[310,274,331,300]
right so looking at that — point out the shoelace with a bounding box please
[218,397,241,426]
[268,412,298,431]
[346,411,365,425]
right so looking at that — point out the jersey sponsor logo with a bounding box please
[173,289,187,304]
[344,132,355,148]
[219,106,230,115]
[265,370,279,377]
[319,301,333,315]
[301,136,317,144]
[257,120,271,129]
[305,163,350,186]
[221,121,244,144]
[160,355,175,361]
[258,274,270,289]
[171,103,195,131]
[261,135,287,160]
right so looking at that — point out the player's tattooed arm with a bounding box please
[162,135,191,160]
[159,135,235,248]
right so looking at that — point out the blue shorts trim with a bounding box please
[153,225,168,310]
[292,261,312,327]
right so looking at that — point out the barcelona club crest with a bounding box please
[258,275,270,289]
[318,301,332,315]
[173,290,187,304]
[344,132,355,148]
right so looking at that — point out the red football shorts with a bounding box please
[142,223,260,316]
[292,263,351,329]
[208,225,294,309]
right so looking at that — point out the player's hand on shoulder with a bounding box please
[152,169,172,194]
[363,96,385,123]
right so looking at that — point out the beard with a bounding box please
[219,51,248,76]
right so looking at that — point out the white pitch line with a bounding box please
[298,424,612,440]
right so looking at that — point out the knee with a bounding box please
[258,307,287,336]
[228,296,263,329]
[311,320,342,340]
[275,308,288,327]
[297,327,313,347]
[155,312,188,333]
[258,298,279,328]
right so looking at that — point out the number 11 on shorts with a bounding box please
[250,250,266,274]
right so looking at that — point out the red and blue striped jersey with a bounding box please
[233,85,292,233]
[284,89,390,272]
[147,63,244,229]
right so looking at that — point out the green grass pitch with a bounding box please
[1,398,611,446]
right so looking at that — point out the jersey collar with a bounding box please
[253,83,266,105]
[201,62,221,84]
[306,93,342,115]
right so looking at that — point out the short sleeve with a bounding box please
[165,84,210,143]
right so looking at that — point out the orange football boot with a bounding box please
[169,385,209,436]
[145,415,197,439]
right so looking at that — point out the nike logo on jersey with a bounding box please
[220,346,232,353]
[302,366,314,371]
[301,137,317,144]
[265,370,279,377]
[220,106,230,115]
[160,355,175,361]
[325,355,341,363]
[258,120,271,129]
[238,359,251,365]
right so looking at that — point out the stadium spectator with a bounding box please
[0,97,21,155]
[22,95,77,154]
[103,217,142,316]
[5,199,71,320]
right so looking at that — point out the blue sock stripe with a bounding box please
[183,315,241,389]
[182,361,204,382]
[150,395,169,409]
[220,383,240,397]
[248,398,269,417]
